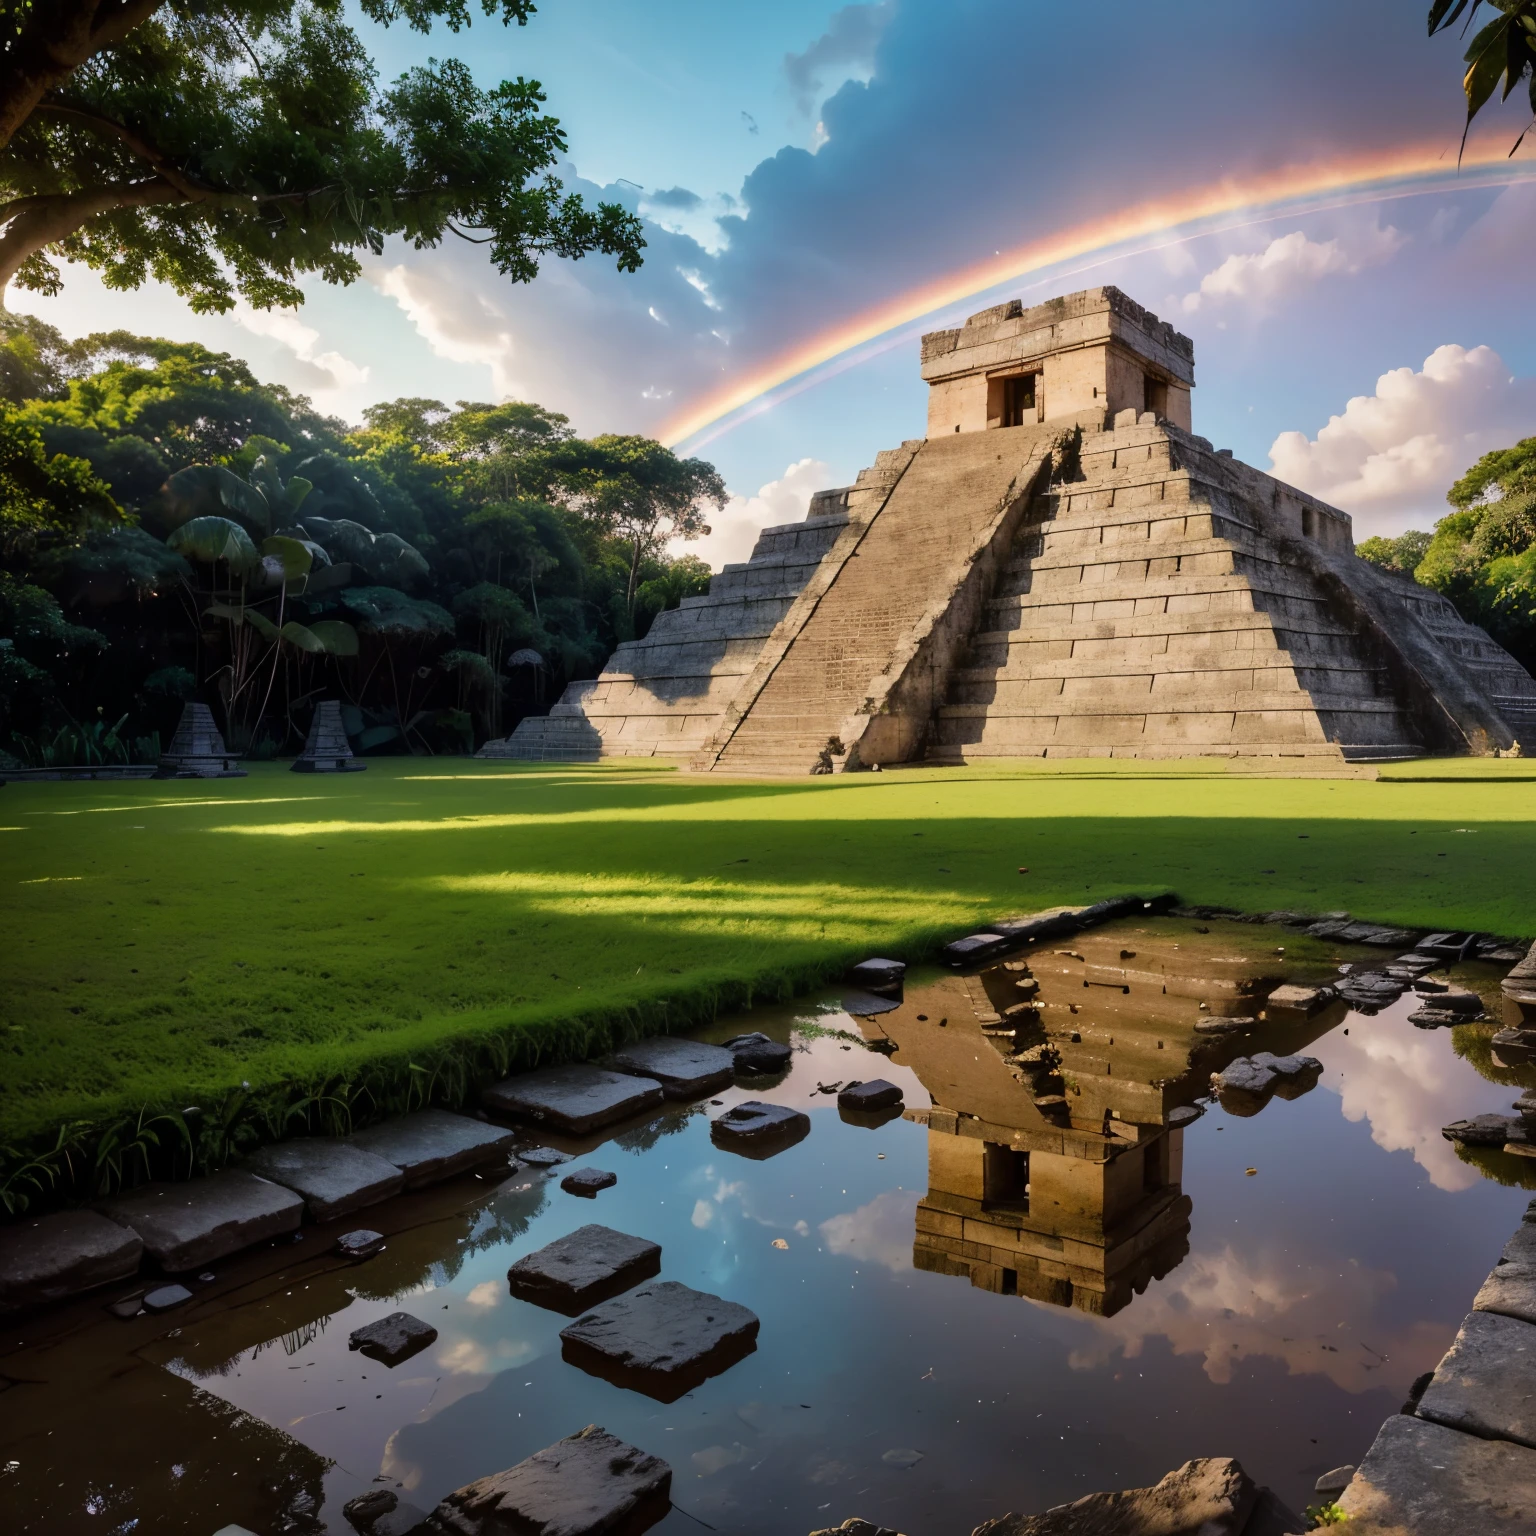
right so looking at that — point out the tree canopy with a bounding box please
[0,0,645,307]
[1430,1,1536,154]
[0,314,720,763]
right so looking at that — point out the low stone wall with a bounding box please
[1337,1190,1536,1532]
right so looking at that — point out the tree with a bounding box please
[549,435,726,615]
[0,401,121,559]
[1356,530,1433,575]
[0,0,645,307]
[1430,2,1536,154]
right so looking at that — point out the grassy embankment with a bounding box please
[3,756,1533,1205]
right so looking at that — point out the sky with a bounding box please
[19,0,1536,565]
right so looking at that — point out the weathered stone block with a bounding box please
[1416,1310,1536,1449]
[97,1170,303,1272]
[560,1168,617,1198]
[349,1109,516,1187]
[604,1037,734,1099]
[244,1139,403,1222]
[507,1224,661,1315]
[482,1067,664,1134]
[426,1424,671,1536]
[1339,1411,1536,1532]
[349,1310,438,1367]
[560,1281,759,1401]
[710,1101,810,1158]
[837,1080,903,1112]
[0,1209,143,1313]
[971,1456,1257,1535]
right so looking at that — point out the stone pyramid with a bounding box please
[497,287,1536,772]
[157,702,246,778]
[291,699,365,773]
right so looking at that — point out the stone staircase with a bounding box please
[478,492,850,761]
[927,417,1431,761]
[692,422,1071,774]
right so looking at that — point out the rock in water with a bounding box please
[560,1281,759,1401]
[426,1424,671,1536]
[710,1101,811,1158]
[848,958,905,994]
[560,1168,617,1198]
[96,1170,303,1271]
[837,1080,904,1112]
[507,1224,662,1315]
[605,1037,735,1099]
[348,1311,438,1367]
[481,1066,665,1134]
[1314,1465,1355,1498]
[348,1109,517,1187]
[336,1229,386,1261]
[157,701,245,778]
[722,1033,793,1075]
[1443,1114,1523,1147]
[970,1457,1259,1535]
[0,1210,143,1314]
[243,1139,403,1222]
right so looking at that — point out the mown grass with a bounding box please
[2,756,1532,1193]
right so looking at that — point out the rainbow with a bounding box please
[659,137,1536,451]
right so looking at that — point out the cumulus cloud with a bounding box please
[369,261,521,400]
[784,2,893,114]
[819,1188,921,1272]
[230,299,368,395]
[645,186,704,211]
[683,457,834,570]
[1268,342,1536,533]
[1071,1241,1443,1397]
[1182,223,1403,313]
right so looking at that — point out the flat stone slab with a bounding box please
[483,1066,664,1135]
[710,1100,811,1159]
[605,1037,734,1100]
[0,1209,143,1313]
[342,1490,432,1535]
[97,1170,303,1273]
[143,1282,193,1312]
[561,1168,617,1198]
[842,988,901,1017]
[849,957,905,993]
[427,1424,671,1536]
[1314,1464,1354,1497]
[1416,1309,1536,1449]
[560,1281,760,1401]
[1339,1411,1536,1532]
[349,1310,438,1367]
[723,1033,792,1074]
[337,1229,386,1261]
[243,1139,404,1222]
[1168,1104,1205,1128]
[348,1109,516,1189]
[837,1079,903,1112]
[973,1456,1257,1535]
[508,1224,662,1315]
[1264,984,1334,1016]
[518,1146,573,1169]
[1444,1114,1522,1147]
[942,932,1010,967]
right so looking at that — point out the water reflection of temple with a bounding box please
[854,917,1345,1316]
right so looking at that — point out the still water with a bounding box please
[2,915,1530,1534]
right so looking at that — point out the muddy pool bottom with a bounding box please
[3,914,1532,1535]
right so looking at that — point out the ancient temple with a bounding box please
[483,286,1536,771]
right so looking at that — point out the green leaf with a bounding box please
[162,466,271,536]
[285,476,314,513]
[260,535,314,582]
[167,516,259,571]
[203,602,246,623]
[1429,0,1477,36]
[245,610,281,641]
[356,724,400,750]
[1464,15,1514,118]
[279,620,326,654]
[307,619,360,657]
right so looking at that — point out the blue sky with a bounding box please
[21,0,1536,564]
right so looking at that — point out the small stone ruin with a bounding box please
[156,702,245,778]
[290,699,364,773]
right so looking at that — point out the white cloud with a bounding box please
[369,261,521,400]
[784,2,893,115]
[819,1188,920,1273]
[1268,342,1536,535]
[229,299,368,394]
[683,457,834,570]
[1182,223,1403,313]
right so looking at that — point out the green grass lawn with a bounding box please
[3,756,1534,1167]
